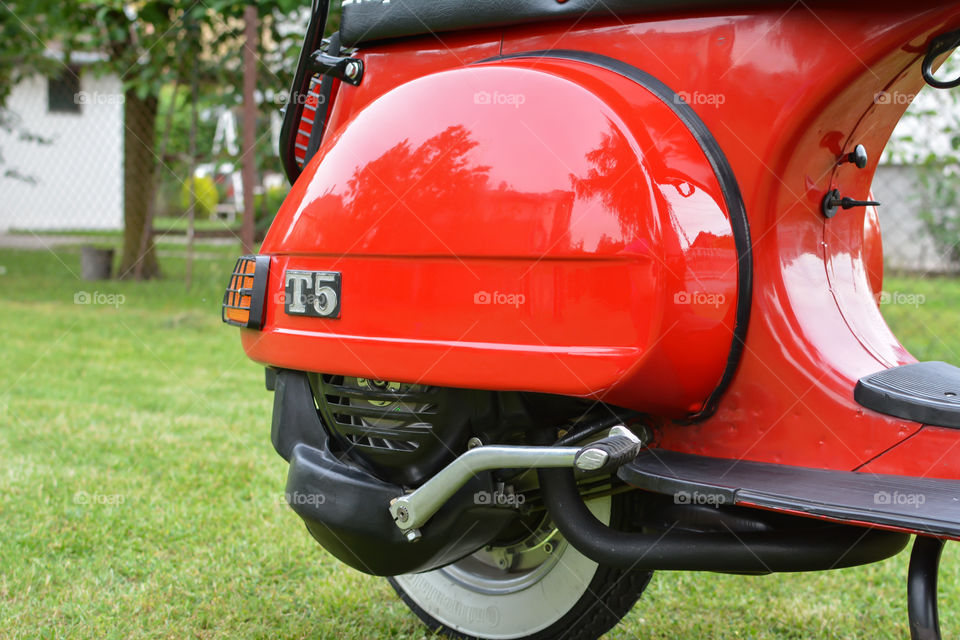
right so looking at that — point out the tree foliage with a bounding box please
[1,0,315,277]
[3,0,309,97]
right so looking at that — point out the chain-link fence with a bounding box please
[0,64,289,249]
[873,165,955,274]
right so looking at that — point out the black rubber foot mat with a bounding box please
[619,449,960,538]
[855,361,960,428]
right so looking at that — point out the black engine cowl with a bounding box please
[271,370,517,576]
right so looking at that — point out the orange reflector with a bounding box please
[222,255,270,329]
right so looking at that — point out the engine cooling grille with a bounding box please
[316,375,440,453]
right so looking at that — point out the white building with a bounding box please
[0,60,124,232]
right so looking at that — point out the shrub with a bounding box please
[179,175,219,218]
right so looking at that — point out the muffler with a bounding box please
[537,466,909,573]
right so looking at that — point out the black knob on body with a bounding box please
[841,144,869,170]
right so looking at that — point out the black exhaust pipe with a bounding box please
[538,467,909,572]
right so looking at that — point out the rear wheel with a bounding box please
[389,493,652,640]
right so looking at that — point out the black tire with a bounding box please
[388,492,652,640]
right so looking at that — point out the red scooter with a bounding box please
[223,2,960,638]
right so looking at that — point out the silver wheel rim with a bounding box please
[441,514,567,595]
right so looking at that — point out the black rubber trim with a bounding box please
[855,361,960,429]
[620,448,960,539]
[477,50,752,421]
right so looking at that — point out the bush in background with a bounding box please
[179,175,219,218]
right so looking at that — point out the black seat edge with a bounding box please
[855,361,960,429]
[340,0,780,47]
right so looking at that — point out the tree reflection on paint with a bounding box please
[344,124,491,220]
[569,127,652,242]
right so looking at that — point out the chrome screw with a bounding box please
[345,61,360,80]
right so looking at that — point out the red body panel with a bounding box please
[251,59,740,415]
[860,427,960,478]
[244,4,960,477]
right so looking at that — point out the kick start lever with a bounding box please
[388,426,646,541]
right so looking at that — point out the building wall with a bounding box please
[0,70,124,231]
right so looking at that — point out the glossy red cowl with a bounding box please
[243,3,960,477]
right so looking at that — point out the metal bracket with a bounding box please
[309,50,364,86]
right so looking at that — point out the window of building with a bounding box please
[48,68,82,114]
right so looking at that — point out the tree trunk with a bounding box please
[241,4,259,255]
[119,89,160,280]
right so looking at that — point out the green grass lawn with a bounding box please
[1,248,960,639]
[882,275,960,362]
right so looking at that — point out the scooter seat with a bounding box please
[341,0,779,46]
[855,361,960,429]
